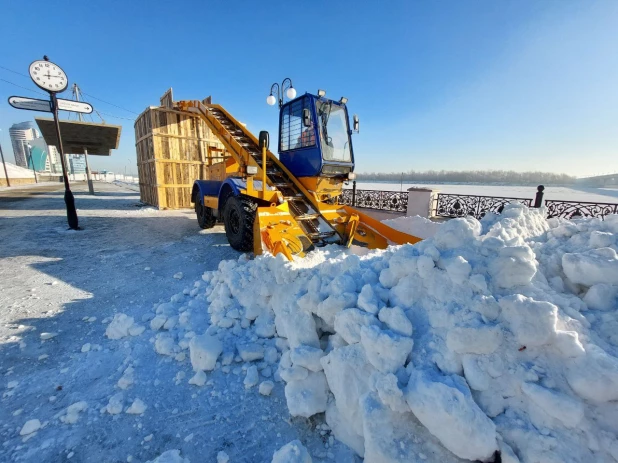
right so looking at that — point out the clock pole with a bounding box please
[50,91,79,230]
[34,55,79,229]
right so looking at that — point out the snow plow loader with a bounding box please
[179,87,422,260]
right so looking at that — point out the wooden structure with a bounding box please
[134,89,226,209]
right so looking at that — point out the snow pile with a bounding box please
[259,380,274,396]
[146,449,190,463]
[105,314,145,339]
[106,392,124,415]
[189,334,222,371]
[382,214,442,239]
[20,419,41,436]
[145,204,618,462]
[126,398,147,415]
[272,440,312,463]
[59,401,87,424]
[4,162,35,179]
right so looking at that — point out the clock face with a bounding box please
[29,60,68,93]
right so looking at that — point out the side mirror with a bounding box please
[302,108,311,127]
[259,130,269,150]
[353,114,359,132]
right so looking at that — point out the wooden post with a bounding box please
[0,139,10,187]
[534,185,545,208]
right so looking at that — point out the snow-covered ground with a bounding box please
[2,182,618,463]
[381,215,441,239]
[348,182,618,203]
[0,183,336,462]
[0,181,62,192]
[112,180,140,192]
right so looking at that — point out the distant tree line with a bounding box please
[355,170,575,185]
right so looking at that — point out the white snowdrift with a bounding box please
[146,449,190,463]
[381,215,442,239]
[272,440,312,463]
[145,205,618,463]
[3,162,35,179]
[105,314,144,339]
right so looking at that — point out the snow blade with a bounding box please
[340,205,423,248]
[254,201,423,261]
[254,203,315,260]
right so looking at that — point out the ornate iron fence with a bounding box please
[434,194,532,219]
[340,183,618,220]
[339,189,354,206]
[340,188,408,212]
[545,200,618,219]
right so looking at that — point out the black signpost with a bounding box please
[49,92,79,229]
[9,56,92,230]
[35,56,78,229]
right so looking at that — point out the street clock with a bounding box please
[29,59,68,93]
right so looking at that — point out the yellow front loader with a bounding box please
[179,85,422,260]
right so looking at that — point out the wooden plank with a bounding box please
[137,159,206,166]
[135,131,211,145]
[160,88,173,108]
[151,183,197,188]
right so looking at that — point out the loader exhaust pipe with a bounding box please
[259,131,269,195]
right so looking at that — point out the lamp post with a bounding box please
[27,144,38,183]
[266,78,297,108]
[0,129,10,187]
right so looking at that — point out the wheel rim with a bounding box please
[229,208,240,235]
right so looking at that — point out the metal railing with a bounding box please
[339,187,408,212]
[340,183,618,220]
[432,185,544,219]
[433,186,618,220]
[433,194,532,219]
[545,200,618,219]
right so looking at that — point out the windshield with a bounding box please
[316,101,352,162]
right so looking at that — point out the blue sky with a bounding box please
[1,0,616,177]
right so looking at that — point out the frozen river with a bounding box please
[346,182,618,203]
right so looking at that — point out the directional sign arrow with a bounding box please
[8,96,51,112]
[8,96,94,114]
[56,99,93,114]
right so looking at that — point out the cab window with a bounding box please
[316,101,351,162]
[280,97,315,151]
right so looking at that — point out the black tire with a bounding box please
[223,196,256,252]
[195,199,216,229]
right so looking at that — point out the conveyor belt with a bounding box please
[198,104,341,248]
